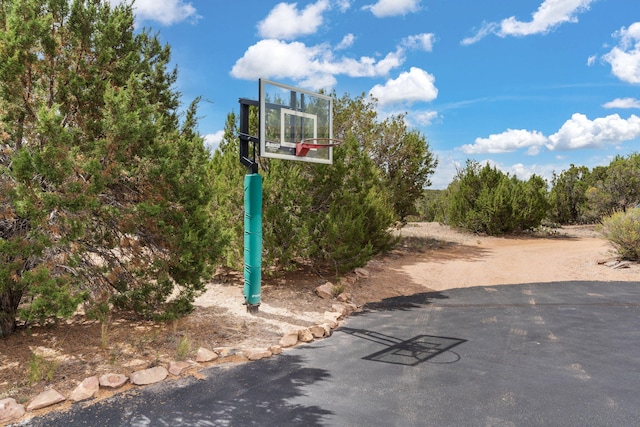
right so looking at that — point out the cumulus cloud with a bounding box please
[464,112,640,155]
[369,67,437,106]
[402,33,435,52]
[547,113,640,150]
[462,0,593,45]
[335,0,352,13]
[230,39,404,90]
[603,98,640,109]
[203,131,224,153]
[414,110,439,126]
[109,0,199,25]
[603,22,640,84]
[336,33,356,50]
[258,0,330,40]
[462,129,548,155]
[363,0,421,18]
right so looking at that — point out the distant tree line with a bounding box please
[417,154,640,230]
[415,154,640,262]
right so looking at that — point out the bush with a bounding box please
[601,208,640,261]
[438,160,549,235]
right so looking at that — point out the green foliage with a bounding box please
[333,93,438,222]
[307,135,397,272]
[414,190,445,222]
[27,353,58,386]
[18,267,87,326]
[0,0,222,334]
[601,208,640,261]
[210,91,426,275]
[548,165,591,224]
[209,112,248,269]
[175,335,192,361]
[584,154,640,220]
[438,160,548,235]
[546,154,640,225]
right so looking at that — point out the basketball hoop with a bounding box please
[295,137,343,157]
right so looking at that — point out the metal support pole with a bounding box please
[243,173,262,313]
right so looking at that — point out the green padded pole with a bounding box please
[243,173,262,310]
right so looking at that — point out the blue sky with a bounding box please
[111,0,640,189]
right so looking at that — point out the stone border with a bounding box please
[0,289,362,426]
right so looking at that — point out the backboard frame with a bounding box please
[259,78,334,164]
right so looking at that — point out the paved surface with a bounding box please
[22,281,640,426]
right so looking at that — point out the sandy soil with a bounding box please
[1,223,638,424]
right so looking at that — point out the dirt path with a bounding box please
[2,223,638,424]
[393,223,635,291]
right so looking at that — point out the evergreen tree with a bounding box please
[439,161,548,235]
[0,0,221,335]
[548,165,591,224]
[333,93,438,222]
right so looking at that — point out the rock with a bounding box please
[309,325,327,338]
[354,268,370,279]
[323,312,340,327]
[130,366,168,386]
[298,328,314,343]
[27,389,65,411]
[332,303,348,316]
[168,361,193,376]
[269,345,283,355]
[214,347,239,357]
[69,376,99,402]
[612,261,631,269]
[320,323,333,336]
[244,348,272,361]
[196,347,218,363]
[279,331,299,347]
[99,373,128,389]
[336,292,351,302]
[0,398,25,424]
[314,282,334,300]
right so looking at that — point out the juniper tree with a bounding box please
[0,0,220,335]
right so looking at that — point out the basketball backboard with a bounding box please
[259,79,334,164]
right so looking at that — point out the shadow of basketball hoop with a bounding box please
[339,327,466,366]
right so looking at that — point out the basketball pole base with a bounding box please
[243,173,262,313]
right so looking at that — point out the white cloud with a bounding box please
[109,0,199,25]
[336,33,355,50]
[402,33,435,52]
[603,22,640,84]
[462,129,548,155]
[461,22,499,46]
[586,55,597,66]
[414,110,439,126]
[603,98,640,109]
[363,0,421,18]
[258,0,330,40]
[369,67,437,106]
[462,0,593,44]
[547,113,640,150]
[203,131,224,153]
[335,0,352,13]
[230,39,404,90]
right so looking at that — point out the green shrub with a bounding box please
[601,208,640,261]
[439,160,548,235]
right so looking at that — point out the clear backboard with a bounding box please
[259,79,334,164]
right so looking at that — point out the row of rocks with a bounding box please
[0,291,360,425]
[599,259,632,269]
